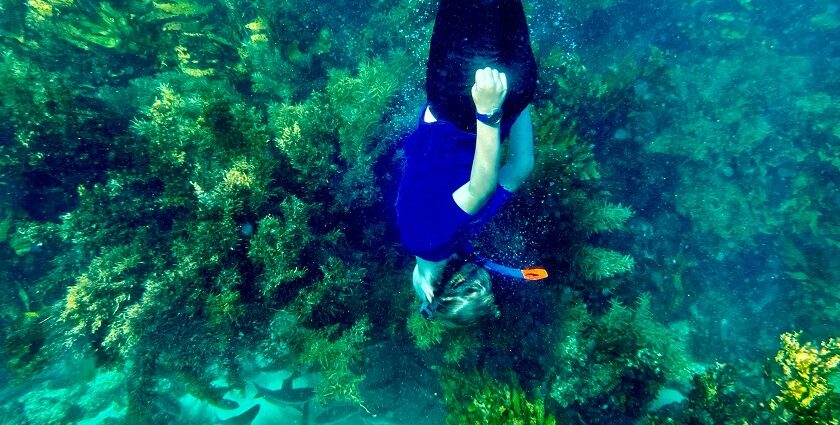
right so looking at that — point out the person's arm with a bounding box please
[453,67,508,215]
[499,105,534,191]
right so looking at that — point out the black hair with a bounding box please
[426,0,537,133]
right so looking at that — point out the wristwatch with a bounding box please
[476,108,503,126]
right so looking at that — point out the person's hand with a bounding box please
[471,67,508,115]
[413,275,435,304]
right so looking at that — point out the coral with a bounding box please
[770,332,840,424]
[441,369,557,425]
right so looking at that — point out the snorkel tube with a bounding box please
[472,254,549,281]
[462,242,548,281]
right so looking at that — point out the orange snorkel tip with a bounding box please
[521,267,548,281]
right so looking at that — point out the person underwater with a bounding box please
[395,0,545,327]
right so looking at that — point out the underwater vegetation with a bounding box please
[642,362,772,425]
[441,369,557,425]
[1,0,838,424]
[770,332,840,424]
[3,0,423,421]
[547,295,690,422]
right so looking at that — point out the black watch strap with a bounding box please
[476,108,503,126]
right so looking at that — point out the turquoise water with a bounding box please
[1,0,838,424]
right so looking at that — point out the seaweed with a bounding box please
[2,0,839,423]
[770,332,840,424]
[441,368,557,425]
[548,295,690,421]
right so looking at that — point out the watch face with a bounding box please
[477,108,503,125]
[488,108,503,124]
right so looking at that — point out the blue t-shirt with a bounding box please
[395,105,517,261]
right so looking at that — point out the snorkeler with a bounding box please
[395,0,538,324]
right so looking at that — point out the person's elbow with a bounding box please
[453,179,497,214]
[468,179,497,205]
[501,155,534,191]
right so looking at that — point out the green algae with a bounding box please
[0,0,839,423]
